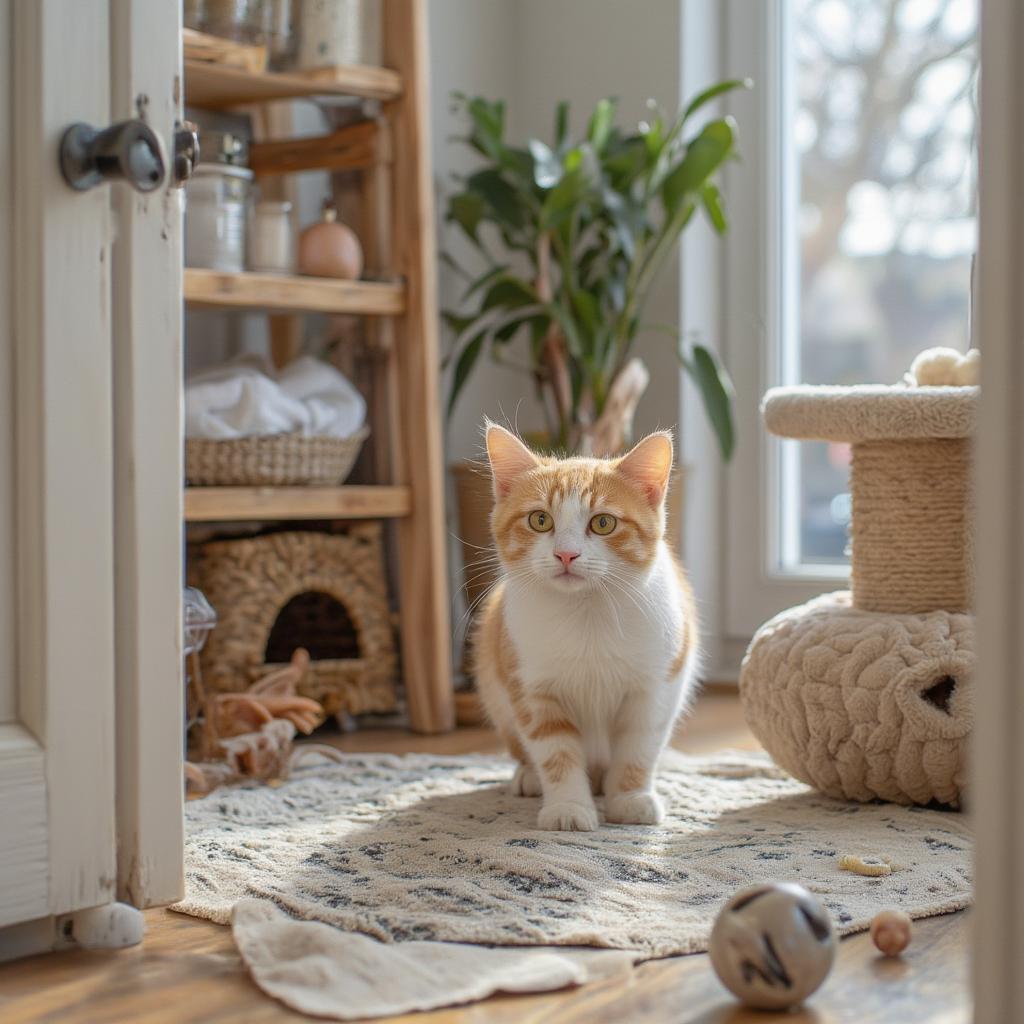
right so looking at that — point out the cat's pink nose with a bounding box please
[554,550,580,569]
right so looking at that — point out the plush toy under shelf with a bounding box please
[739,350,978,807]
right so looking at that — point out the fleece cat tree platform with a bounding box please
[740,360,977,807]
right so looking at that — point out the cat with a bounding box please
[473,423,699,832]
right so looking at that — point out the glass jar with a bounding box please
[185,164,254,273]
[199,129,249,168]
[249,200,294,274]
[264,0,296,69]
[203,0,267,45]
[295,0,381,70]
[184,0,206,32]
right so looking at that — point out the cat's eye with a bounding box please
[528,510,553,532]
[590,513,617,535]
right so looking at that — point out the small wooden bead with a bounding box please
[870,910,912,956]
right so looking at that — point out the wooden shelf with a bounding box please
[184,269,405,315]
[178,3,455,734]
[184,58,403,109]
[184,485,411,522]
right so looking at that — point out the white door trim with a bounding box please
[9,0,117,919]
[110,0,185,909]
[0,726,47,927]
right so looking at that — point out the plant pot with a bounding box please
[451,459,685,705]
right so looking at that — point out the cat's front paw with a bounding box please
[537,800,599,832]
[511,765,542,797]
[605,791,664,825]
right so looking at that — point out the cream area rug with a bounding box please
[176,750,971,960]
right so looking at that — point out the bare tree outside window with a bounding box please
[786,0,978,565]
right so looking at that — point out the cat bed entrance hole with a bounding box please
[265,591,362,664]
[922,675,957,715]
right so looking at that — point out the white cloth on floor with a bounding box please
[231,898,638,1021]
[185,356,366,440]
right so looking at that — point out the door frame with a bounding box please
[973,0,1024,1017]
[109,0,185,909]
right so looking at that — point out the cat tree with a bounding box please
[740,352,977,807]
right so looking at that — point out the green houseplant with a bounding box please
[443,85,748,459]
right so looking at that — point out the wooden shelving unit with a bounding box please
[183,1,453,733]
[184,268,405,315]
[184,59,403,108]
[184,485,411,522]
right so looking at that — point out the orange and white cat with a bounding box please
[474,423,698,832]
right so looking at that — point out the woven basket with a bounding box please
[185,427,368,487]
[189,526,398,717]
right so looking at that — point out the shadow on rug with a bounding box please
[174,750,971,958]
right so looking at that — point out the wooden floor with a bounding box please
[0,689,971,1024]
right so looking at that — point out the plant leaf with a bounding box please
[446,192,485,244]
[466,97,506,161]
[661,118,735,214]
[554,100,570,150]
[447,329,488,418]
[529,138,562,189]
[466,168,526,230]
[570,288,600,338]
[541,168,590,229]
[587,97,617,153]
[680,343,735,461]
[442,311,476,338]
[700,182,727,234]
[501,146,536,186]
[462,263,509,301]
[544,301,584,358]
[481,276,538,311]
[682,78,752,122]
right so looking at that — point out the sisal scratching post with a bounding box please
[850,438,973,613]
[742,351,978,806]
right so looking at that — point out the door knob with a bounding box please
[172,120,200,187]
[59,120,166,193]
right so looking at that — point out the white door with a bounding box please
[0,0,183,954]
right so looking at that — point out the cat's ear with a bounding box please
[617,431,673,506]
[485,423,539,498]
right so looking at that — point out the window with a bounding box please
[719,0,978,643]
[786,0,978,568]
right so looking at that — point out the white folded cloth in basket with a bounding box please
[186,356,367,440]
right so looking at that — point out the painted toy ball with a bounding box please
[709,882,837,1010]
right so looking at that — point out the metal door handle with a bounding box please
[173,120,200,187]
[59,120,166,193]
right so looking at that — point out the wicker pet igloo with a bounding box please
[740,351,978,807]
[190,525,398,718]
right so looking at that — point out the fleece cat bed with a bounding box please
[740,350,978,807]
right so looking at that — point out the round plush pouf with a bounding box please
[739,591,973,807]
[710,882,837,1010]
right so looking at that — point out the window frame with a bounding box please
[719,0,850,642]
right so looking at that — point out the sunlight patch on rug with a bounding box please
[174,750,971,958]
